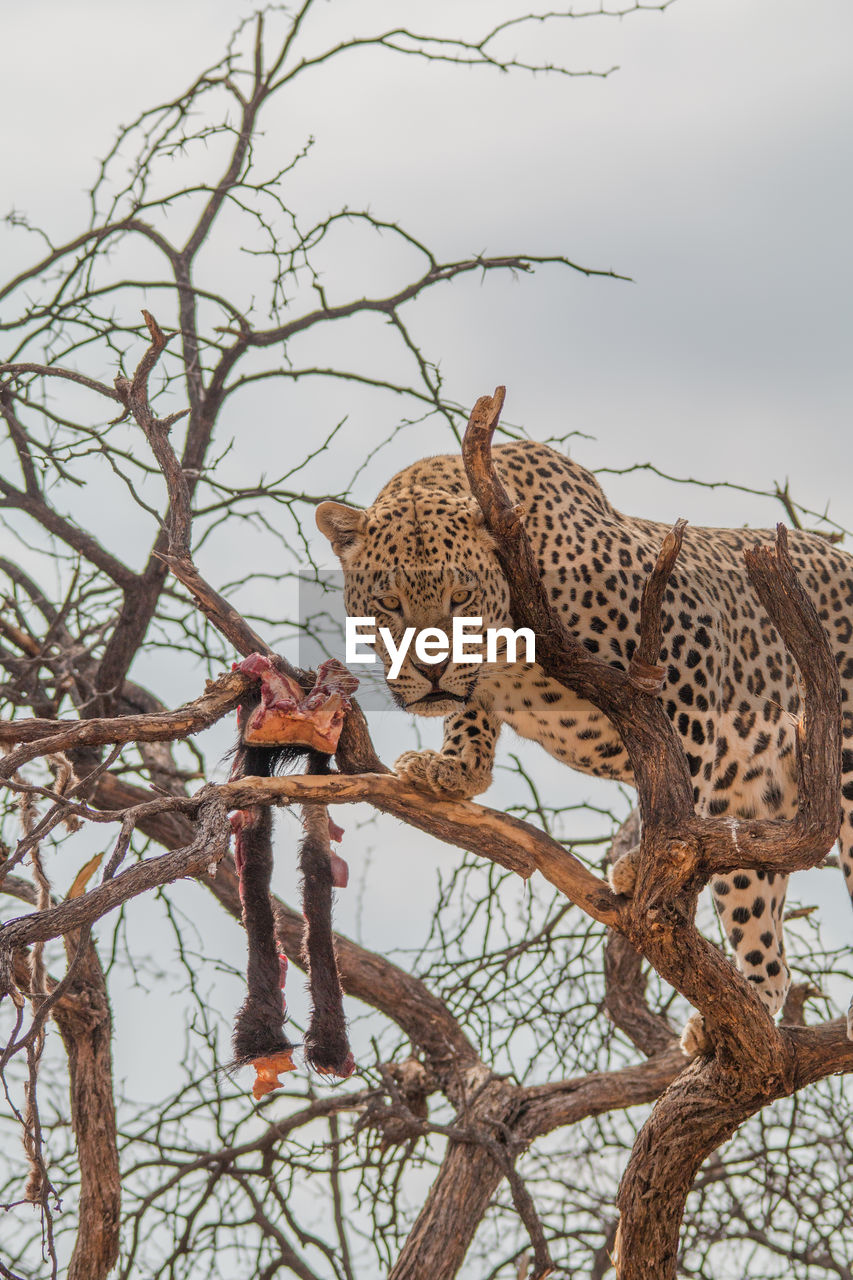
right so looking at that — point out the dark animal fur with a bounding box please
[229,693,352,1074]
[230,798,294,1064]
[299,798,352,1074]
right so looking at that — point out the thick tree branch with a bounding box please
[462,389,841,887]
[459,385,849,1277]
[10,935,119,1280]
[462,391,840,1027]
[615,1016,853,1280]
[603,811,676,1057]
[0,669,248,775]
[691,525,842,872]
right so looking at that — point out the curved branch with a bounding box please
[0,794,229,983]
[0,669,248,776]
[238,254,627,351]
[0,218,178,305]
[218,772,612,901]
[0,475,138,590]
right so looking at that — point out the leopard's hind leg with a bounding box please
[683,746,793,1055]
[710,861,790,1017]
[679,854,791,1056]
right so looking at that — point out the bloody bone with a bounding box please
[235,654,358,754]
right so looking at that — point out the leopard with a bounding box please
[316,440,853,1052]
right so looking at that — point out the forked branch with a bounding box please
[461,386,849,1279]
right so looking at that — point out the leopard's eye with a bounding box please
[450,588,472,608]
[375,594,402,612]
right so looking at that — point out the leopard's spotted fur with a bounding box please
[317,442,853,1037]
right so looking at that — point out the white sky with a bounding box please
[3,1,852,530]
[3,0,850,532]
[1,1,852,1257]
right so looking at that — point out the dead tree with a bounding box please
[2,346,851,1276]
[2,6,852,1276]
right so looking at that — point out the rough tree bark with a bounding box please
[9,927,118,1280]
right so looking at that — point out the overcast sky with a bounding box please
[1,0,852,1204]
[3,0,850,535]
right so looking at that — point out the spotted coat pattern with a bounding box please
[316,441,853,1021]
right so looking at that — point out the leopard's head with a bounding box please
[316,487,511,716]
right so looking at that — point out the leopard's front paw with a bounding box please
[394,750,488,800]
[608,847,640,897]
[680,1012,713,1058]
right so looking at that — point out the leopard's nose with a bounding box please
[410,656,451,683]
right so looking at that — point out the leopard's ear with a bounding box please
[315,501,367,557]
